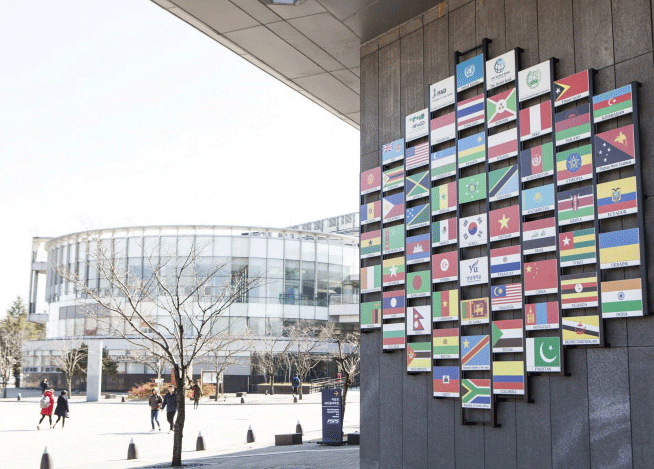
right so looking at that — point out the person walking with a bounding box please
[149,388,162,431]
[161,385,177,433]
[52,390,70,429]
[37,388,54,429]
[291,375,300,396]
[192,382,202,410]
[39,378,48,395]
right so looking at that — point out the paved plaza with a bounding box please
[0,388,359,468]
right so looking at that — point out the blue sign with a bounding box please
[456,53,484,91]
[321,388,343,443]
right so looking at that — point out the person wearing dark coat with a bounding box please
[52,390,70,429]
[40,379,48,394]
[161,386,177,433]
[37,389,54,429]
[192,382,202,409]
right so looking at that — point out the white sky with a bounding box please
[0,0,360,311]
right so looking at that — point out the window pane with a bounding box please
[250,238,266,258]
[232,237,249,257]
[301,261,315,306]
[268,239,284,259]
[285,240,300,259]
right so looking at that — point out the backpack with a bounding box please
[40,395,49,409]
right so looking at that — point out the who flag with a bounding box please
[461,335,491,371]
[431,181,457,215]
[518,60,551,102]
[559,228,596,267]
[519,142,554,182]
[430,112,456,144]
[562,315,600,345]
[522,183,555,215]
[492,361,524,395]
[522,216,556,255]
[554,104,591,146]
[597,176,638,219]
[487,87,517,128]
[433,328,459,358]
[432,217,457,247]
[489,205,520,242]
[457,93,485,130]
[593,84,633,123]
[594,124,636,173]
[360,229,381,259]
[557,185,595,225]
[382,138,404,165]
[461,297,490,325]
[382,322,405,350]
[456,53,484,91]
[407,270,431,298]
[491,319,524,353]
[431,146,456,180]
[406,233,430,265]
[526,337,561,372]
[556,144,593,186]
[433,289,459,322]
[360,200,381,225]
[361,167,381,194]
[524,258,558,296]
[407,306,430,336]
[488,127,518,163]
[405,170,429,201]
[561,272,598,309]
[459,213,488,248]
[407,341,431,372]
[360,301,381,330]
[462,379,491,408]
[519,101,552,141]
[554,69,590,106]
[383,193,405,223]
[491,283,522,311]
[406,142,430,170]
[459,173,487,205]
[601,278,643,318]
[360,265,381,293]
[383,289,405,319]
[433,366,460,397]
[382,166,404,192]
[488,165,519,202]
[599,228,641,269]
[406,203,430,229]
[383,224,405,255]
[432,251,458,284]
[490,244,521,278]
[457,131,486,168]
[525,301,559,330]
[383,256,405,286]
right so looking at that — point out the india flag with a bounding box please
[601,278,643,318]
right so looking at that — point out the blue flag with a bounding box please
[522,184,555,215]
[457,54,484,91]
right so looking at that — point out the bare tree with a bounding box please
[287,321,325,399]
[322,324,360,419]
[122,341,168,383]
[254,328,294,395]
[58,236,264,467]
[50,338,86,396]
[202,326,253,399]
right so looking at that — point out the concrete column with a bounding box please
[86,340,103,402]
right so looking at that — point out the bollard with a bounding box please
[240,397,245,404]
[40,447,52,469]
[296,420,303,435]
[121,396,125,403]
[127,438,138,460]
[293,396,297,403]
[17,393,21,401]
[246,425,255,443]
[196,432,205,451]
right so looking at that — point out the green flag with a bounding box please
[458,173,487,204]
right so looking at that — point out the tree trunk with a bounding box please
[172,365,186,467]
[269,372,275,395]
[66,375,72,398]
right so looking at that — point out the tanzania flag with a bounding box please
[491,283,522,311]
[492,319,524,352]
[383,166,404,192]
[459,173,487,205]
[489,205,520,242]
[457,93,485,130]
[594,124,636,172]
[488,127,518,163]
[526,337,561,372]
[461,379,491,408]
[383,289,405,319]
[383,193,405,223]
[557,185,595,225]
[433,328,459,358]
[360,265,381,293]
[562,315,600,345]
[556,144,593,186]
[360,230,381,258]
[487,87,517,128]
[407,270,431,298]
[555,104,591,146]
[554,69,589,106]
[431,181,457,214]
[431,146,456,180]
[522,183,555,215]
[407,306,430,335]
[432,250,458,283]
[522,216,556,255]
[601,278,643,318]
[383,224,405,254]
[488,165,518,202]
[596,176,638,219]
[382,138,404,165]
[405,170,429,201]
[593,84,633,123]
[492,361,524,395]
[490,244,521,278]
[430,112,456,144]
[406,142,430,170]
[461,335,490,370]
[383,256,405,286]
[406,203,430,229]
[561,272,598,309]
[433,366,460,397]
[599,228,641,269]
[432,217,457,247]
[361,167,381,195]
[360,200,381,225]
[519,101,552,141]
[461,297,489,325]
[407,341,431,372]
[559,228,596,267]
[519,142,554,182]
[525,301,559,330]
[406,233,430,265]
[457,131,486,168]
[433,289,459,322]
[383,322,405,350]
[456,53,484,91]
[360,301,381,329]
[524,258,558,295]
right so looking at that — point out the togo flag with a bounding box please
[488,165,519,202]
[431,217,457,247]
[559,228,596,267]
[526,337,561,372]
[601,278,643,318]
[492,361,524,395]
[487,87,517,128]
[433,289,459,322]
[596,176,638,219]
[556,144,593,186]
[593,84,633,123]
[431,181,457,214]
[562,315,600,345]
[461,379,491,408]
[491,319,524,352]
[360,301,381,329]
[599,228,640,269]
[433,328,459,358]
[431,146,456,180]
[407,341,431,372]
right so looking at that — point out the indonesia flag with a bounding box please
[430,112,456,144]
[457,94,485,130]
[519,101,552,141]
[488,128,518,163]
[406,142,429,169]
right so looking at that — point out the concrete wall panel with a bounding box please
[361,51,379,156]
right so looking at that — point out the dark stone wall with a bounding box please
[359,1,654,468]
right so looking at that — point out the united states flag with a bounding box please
[406,142,429,169]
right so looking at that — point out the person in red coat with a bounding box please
[38,389,55,429]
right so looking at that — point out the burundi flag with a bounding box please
[556,144,593,186]
[488,165,519,202]
[559,228,597,267]
[492,361,524,395]
[361,167,381,195]
[431,251,458,284]
[522,217,556,255]
[491,283,522,311]
[460,256,489,287]
[406,203,430,229]
[383,193,405,223]
[522,183,555,215]
[383,256,405,286]
[462,379,491,408]
[601,278,643,318]
[382,138,405,165]
[360,301,381,330]
[360,200,381,225]
[431,146,456,181]
[430,112,456,144]
[554,104,591,146]
[407,306,430,336]
[518,60,552,102]
[431,181,457,215]
[406,142,430,170]
[458,173,487,205]
[488,127,518,163]
[487,87,517,128]
[562,315,600,345]
[461,335,490,370]
[491,319,524,352]
[383,224,405,255]
[360,229,381,259]
[596,176,638,219]
[383,289,405,319]
[457,93,485,130]
[382,322,405,350]
[431,217,457,247]
[519,101,552,141]
[524,258,558,296]
[360,265,381,293]
[407,270,431,298]
[561,272,598,309]
[407,341,431,372]
[592,84,633,123]
[490,244,521,278]
[461,297,490,325]
[526,337,561,372]
[382,166,404,192]
[433,289,459,322]
[405,170,429,201]
[489,205,520,242]
[406,233,430,265]
[433,366,460,397]
[594,124,636,172]
[432,328,459,358]
[525,301,559,330]
[599,228,641,269]
[456,53,484,91]
[459,213,488,248]
[557,185,595,225]
[457,131,486,168]
[519,142,554,182]
[554,69,590,106]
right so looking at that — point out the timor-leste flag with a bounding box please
[462,379,491,408]
[383,166,404,192]
[360,229,381,259]
[405,170,430,201]
[406,233,430,265]
[519,142,554,182]
[594,124,636,173]
[360,200,381,225]
[556,144,593,186]
[592,84,633,123]
[361,167,381,195]
[492,361,524,395]
[383,224,404,255]
[433,289,459,322]
[560,272,598,309]
[522,217,556,255]
[562,315,600,345]
[431,217,457,247]
[432,250,458,283]
[433,366,460,397]
[554,69,590,106]
[383,322,405,350]
[407,306,430,336]
[601,278,643,318]
[489,204,520,242]
[431,181,457,214]
[383,289,405,319]
[524,258,558,296]
[557,185,595,226]
[487,87,517,128]
[525,301,559,330]
[488,127,518,163]
[599,228,641,269]
[433,328,459,358]
[360,301,381,329]
[407,341,431,372]
[555,104,591,146]
[596,176,638,219]
[519,101,552,141]
[461,335,490,370]
[383,256,405,286]
[559,228,596,267]
[491,319,524,352]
